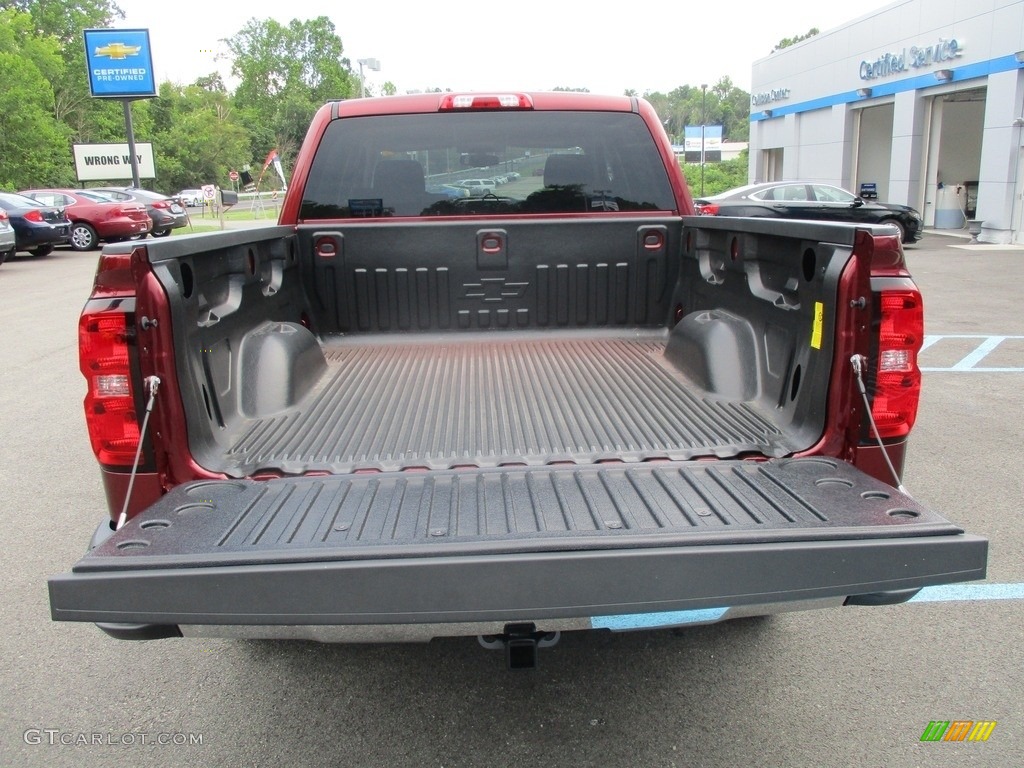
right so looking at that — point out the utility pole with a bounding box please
[700,83,707,196]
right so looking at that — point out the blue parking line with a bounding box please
[922,368,1024,372]
[951,336,1006,371]
[592,607,728,630]
[921,334,1024,372]
[592,585,1024,628]
[908,583,1024,603]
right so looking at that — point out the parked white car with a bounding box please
[457,179,498,196]
[177,189,204,207]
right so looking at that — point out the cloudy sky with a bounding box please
[115,0,897,95]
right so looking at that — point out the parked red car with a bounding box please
[18,189,150,251]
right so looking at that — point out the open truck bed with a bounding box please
[146,217,848,480]
[222,330,796,476]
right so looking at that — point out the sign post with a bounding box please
[83,29,157,188]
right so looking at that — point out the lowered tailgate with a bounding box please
[49,459,986,626]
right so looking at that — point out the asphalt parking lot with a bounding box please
[0,231,1020,767]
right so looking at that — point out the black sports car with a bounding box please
[694,181,923,243]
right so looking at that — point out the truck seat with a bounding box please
[373,159,431,215]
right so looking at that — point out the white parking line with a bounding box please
[920,334,1024,372]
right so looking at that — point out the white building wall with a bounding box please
[857,104,895,201]
[749,0,1024,243]
[889,90,929,216]
[977,69,1024,241]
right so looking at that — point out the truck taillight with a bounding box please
[439,93,533,110]
[871,289,923,438]
[80,310,139,466]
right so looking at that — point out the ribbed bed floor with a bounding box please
[222,332,792,475]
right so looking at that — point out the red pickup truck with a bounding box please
[49,92,986,667]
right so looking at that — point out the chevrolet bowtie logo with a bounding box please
[94,43,142,60]
[462,278,529,302]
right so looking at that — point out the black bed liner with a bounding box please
[49,458,987,625]
[220,331,797,476]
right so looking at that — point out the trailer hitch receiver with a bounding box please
[478,623,561,670]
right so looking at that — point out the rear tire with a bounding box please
[0,248,13,265]
[70,222,98,251]
[29,244,53,257]
[151,229,172,238]
[882,218,906,243]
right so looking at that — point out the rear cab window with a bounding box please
[299,110,676,219]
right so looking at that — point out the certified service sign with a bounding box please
[83,28,156,99]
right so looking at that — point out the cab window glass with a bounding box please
[300,110,676,219]
[812,185,856,203]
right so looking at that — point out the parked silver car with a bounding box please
[457,179,498,196]
[0,207,16,265]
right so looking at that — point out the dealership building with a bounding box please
[748,0,1024,243]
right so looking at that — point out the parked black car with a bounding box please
[88,187,188,238]
[694,181,923,243]
[0,191,71,257]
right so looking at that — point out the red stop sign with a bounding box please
[229,170,239,180]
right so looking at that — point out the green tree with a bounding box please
[0,0,124,42]
[4,0,129,144]
[772,28,819,53]
[146,81,250,192]
[224,16,355,167]
[644,77,750,144]
[682,151,749,198]
[0,8,74,187]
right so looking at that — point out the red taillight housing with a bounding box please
[80,309,139,466]
[870,289,923,438]
[24,209,44,223]
[152,200,171,209]
[694,202,719,215]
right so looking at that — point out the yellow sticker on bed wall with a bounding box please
[811,302,824,349]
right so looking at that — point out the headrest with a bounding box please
[373,160,425,192]
[543,154,593,189]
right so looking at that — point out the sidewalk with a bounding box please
[919,227,1024,252]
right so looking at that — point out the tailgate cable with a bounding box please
[115,375,161,531]
[850,355,908,495]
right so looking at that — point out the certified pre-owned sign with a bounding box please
[73,143,156,181]
[83,28,157,98]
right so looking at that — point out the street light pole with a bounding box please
[700,83,707,196]
[357,57,381,98]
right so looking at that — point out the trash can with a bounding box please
[934,183,967,229]
[964,181,978,219]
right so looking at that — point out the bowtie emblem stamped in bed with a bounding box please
[461,278,530,302]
